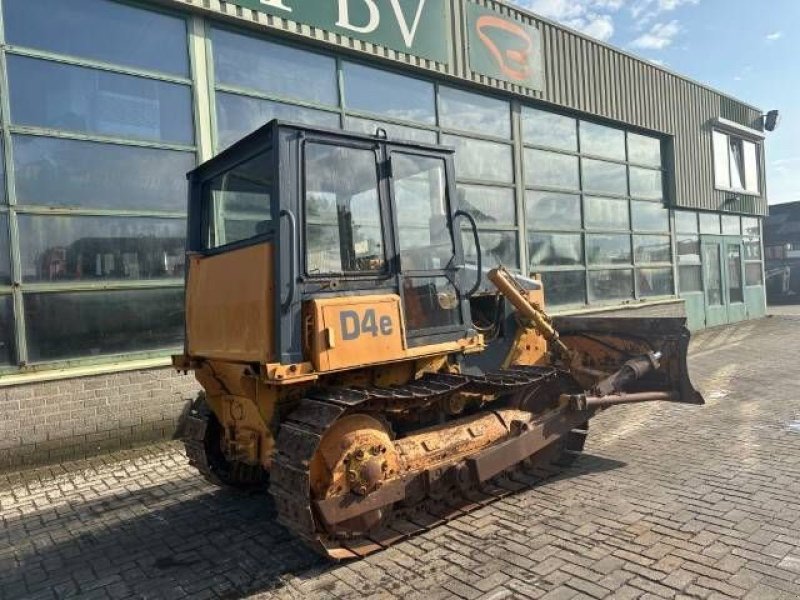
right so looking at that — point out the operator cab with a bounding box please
[186,120,483,366]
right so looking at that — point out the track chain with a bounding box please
[183,394,269,489]
[269,366,587,559]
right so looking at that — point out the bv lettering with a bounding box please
[327,0,430,49]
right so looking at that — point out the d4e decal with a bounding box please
[340,309,394,341]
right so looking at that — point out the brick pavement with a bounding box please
[2,313,800,599]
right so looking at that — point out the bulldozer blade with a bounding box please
[552,316,704,405]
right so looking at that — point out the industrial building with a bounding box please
[0,0,771,467]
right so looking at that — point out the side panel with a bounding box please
[187,242,275,363]
[310,295,407,371]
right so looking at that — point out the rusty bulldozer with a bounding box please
[173,120,703,559]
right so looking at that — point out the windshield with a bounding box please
[201,149,273,250]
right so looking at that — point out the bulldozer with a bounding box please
[173,120,703,560]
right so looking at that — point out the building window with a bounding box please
[713,130,760,195]
[1,0,193,371]
[742,217,763,287]
[523,109,669,307]
[675,211,702,294]
[210,27,340,150]
[438,89,517,271]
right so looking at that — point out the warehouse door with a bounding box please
[702,236,747,327]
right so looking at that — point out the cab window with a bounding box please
[202,149,273,250]
[391,153,455,271]
[304,143,385,275]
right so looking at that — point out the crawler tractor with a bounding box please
[174,120,703,559]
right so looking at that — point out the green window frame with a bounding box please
[0,0,196,375]
[522,109,671,308]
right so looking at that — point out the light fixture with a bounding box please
[764,110,781,132]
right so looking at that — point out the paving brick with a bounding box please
[2,315,800,599]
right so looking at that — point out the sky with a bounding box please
[512,0,800,206]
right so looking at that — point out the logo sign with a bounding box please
[226,0,450,64]
[466,2,544,90]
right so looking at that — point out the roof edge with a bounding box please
[493,0,765,116]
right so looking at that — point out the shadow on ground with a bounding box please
[1,453,625,599]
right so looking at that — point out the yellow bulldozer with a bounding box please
[173,120,703,560]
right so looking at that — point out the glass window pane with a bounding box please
[628,133,661,167]
[677,235,701,265]
[588,269,633,301]
[393,154,453,269]
[345,117,437,144]
[582,159,627,196]
[212,27,337,106]
[5,0,189,76]
[585,196,629,230]
[13,135,194,211]
[444,136,513,183]
[402,277,462,332]
[634,235,671,264]
[203,150,273,249]
[713,131,731,189]
[463,230,519,269]
[439,86,510,138]
[525,149,579,190]
[675,211,698,234]
[704,243,723,305]
[305,144,385,274]
[728,244,744,303]
[742,217,760,238]
[540,271,585,307]
[18,216,186,282]
[216,92,339,150]
[746,263,763,287]
[0,295,13,365]
[24,288,184,362]
[526,191,581,231]
[699,213,721,235]
[630,167,663,200]
[722,215,741,236]
[587,234,631,265]
[458,186,515,227]
[529,233,583,267]
[521,108,577,152]
[580,122,626,161]
[8,56,194,144]
[744,237,762,261]
[0,215,9,284]
[638,268,674,297]
[632,201,669,232]
[343,62,435,124]
[0,141,6,205]
[743,142,759,194]
[679,265,703,293]
[729,138,745,191]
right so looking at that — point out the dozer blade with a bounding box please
[552,316,704,405]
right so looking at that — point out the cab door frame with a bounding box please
[385,144,475,347]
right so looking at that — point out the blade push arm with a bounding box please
[488,266,572,363]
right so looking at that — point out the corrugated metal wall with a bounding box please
[166,0,768,216]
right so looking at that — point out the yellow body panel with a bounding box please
[307,294,483,374]
[186,242,275,363]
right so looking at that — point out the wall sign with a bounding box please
[227,0,450,64]
[466,2,544,90]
